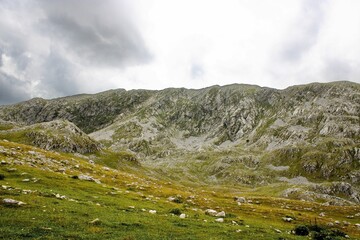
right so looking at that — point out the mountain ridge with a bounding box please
[0,80,359,204]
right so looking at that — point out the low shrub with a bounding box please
[293,224,346,240]
[170,208,182,215]
[294,225,309,236]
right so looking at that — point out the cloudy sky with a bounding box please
[0,0,360,104]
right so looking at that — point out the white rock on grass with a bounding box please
[78,174,94,181]
[55,194,67,200]
[216,211,226,217]
[168,196,176,202]
[179,214,186,219]
[205,209,217,216]
[282,217,293,222]
[149,210,157,214]
[215,218,224,223]
[78,174,101,184]
[235,197,246,203]
[2,198,26,205]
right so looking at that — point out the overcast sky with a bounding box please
[0,0,360,104]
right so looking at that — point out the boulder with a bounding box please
[215,218,224,223]
[216,211,226,217]
[205,209,217,216]
[2,198,26,206]
[235,197,246,203]
[282,217,293,222]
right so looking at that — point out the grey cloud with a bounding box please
[322,58,351,81]
[0,23,30,71]
[190,64,204,79]
[38,50,80,98]
[37,0,152,68]
[279,0,327,62]
[0,48,3,67]
[0,71,31,105]
[0,0,153,105]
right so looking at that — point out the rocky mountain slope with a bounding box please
[0,81,359,205]
[0,119,101,154]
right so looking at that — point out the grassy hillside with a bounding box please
[1,140,360,239]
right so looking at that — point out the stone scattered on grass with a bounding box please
[22,190,33,194]
[179,214,186,219]
[149,210,157,214]
[327,222,334,227]
[78,174,101,184]
[55,194,67,199]
[167,195,183,203]
[234,197,246,203]
[22,179,30,182]
[168,196,176,202]
[2,198,26,206]
[57,168,66,173]
[205,209,217,216]
[282,217,293,222]
[216,211,226,217]
[28,151,36,155]
[343,221,350,226]
[215,218,224,223]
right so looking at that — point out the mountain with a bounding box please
[1,81,360,239]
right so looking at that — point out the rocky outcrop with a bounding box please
[0,120,101,154]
